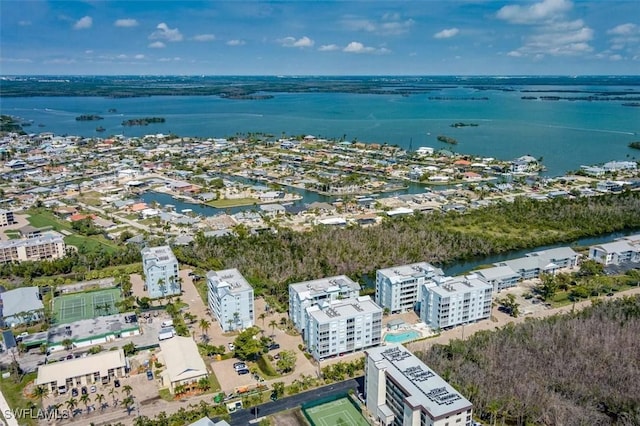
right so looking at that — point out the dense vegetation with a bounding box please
[121,117,165,126]
[629,141,640,150]
[0,114,26,133]
[416,296,640,425]
[175,193,640,304]
[437,135,458,144]
[75,114,103,121]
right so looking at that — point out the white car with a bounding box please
[228,343,235,351]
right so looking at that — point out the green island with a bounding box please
[437,134,458,144]
[75,114,103,121]
[121,117,166,126]
[629,141,640,150]
[0,114,26,133]
[450,122,479,128]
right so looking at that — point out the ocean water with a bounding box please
[2,77,639,176]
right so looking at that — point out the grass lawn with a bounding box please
[4,230,21,239]
[0,372,38,426]
[193,279,209,306]
[207,198,258,208]
[64,234,119,254]
[26,210,71,231]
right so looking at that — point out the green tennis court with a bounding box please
[53,288,122,324]
[303,397,369,426]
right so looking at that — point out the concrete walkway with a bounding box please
[0,386,19,426]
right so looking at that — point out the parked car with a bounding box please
[228,343,235,351]
[237,368,250,375]
[114,379,121,388]
[81,386,88,395]
[146,370,154,380]
[233,362,246,370]
[71,388,78,397]
[90,385,96,393]
[268,343,280,351]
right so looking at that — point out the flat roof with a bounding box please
[0,287,43,318]
[473,265,520,281]
[141,245,177,264]
[289,275,360,300]
[367,344,472,418]
[48,312,139,344]
[428,274,492,297]
[0,231,64,249]
[36,349,126,386]
[377,262,443,283]
[206,269,253,294]
[306,296,382,324]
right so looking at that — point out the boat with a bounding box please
[96,126,106,132]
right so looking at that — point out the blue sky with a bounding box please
[1,0,638,75]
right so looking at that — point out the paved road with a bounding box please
[228,377,363,425]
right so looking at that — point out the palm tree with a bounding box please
[121,395,135,415]
[122,384,133,397]
[80,394,91,412]
[65,398,77,414]
[269,320,278,337]
[32,385,48,407]
[95,393,106,411]
[258,312,267,329]
[109,387,118,406]
[199,318,210,340]
[62,338,73,350]
[233,311,241,329]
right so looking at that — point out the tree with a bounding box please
[268,320,278,337]
[122,384,133,397]
[197,377,211,392]
[276,350,296,373]
[537,273,559,301]
[32,385,48,407]
[499,294,520,318]
[109,387,118,406]
[199,318,211,340]
[121,395,135,415]
[123,342,136,356]
[258,312,267,329]
[272,381,285,398]
[62,339,73,350]
[80,394,91,412]
[578,259,604,277]
[65,397,77,414]
[233,327,264,361]
[95,393,106,411]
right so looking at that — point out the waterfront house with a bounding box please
[473,266,521,292]
[589,237,640,266]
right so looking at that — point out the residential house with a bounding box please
[0,287,44,328]
[159,336,209,393]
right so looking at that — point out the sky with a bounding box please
[0,0,639,75]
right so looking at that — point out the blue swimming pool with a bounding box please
[384,330,421,344]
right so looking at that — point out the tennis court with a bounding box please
[53,288,122,324]
[303,397,369,426]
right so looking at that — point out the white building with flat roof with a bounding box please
[304,295,382,361]
[365,344,473,426]
[375,262,444,314]
[589,235,640,266]
[473,265,521,292]
[141,246,180,299]
[289,275,361,332]
[420,274,493,330]
[207,269,254,332]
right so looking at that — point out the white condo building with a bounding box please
[375,262,444,314]
[365,345,473,426]
[420,274,492,330]
[589,234,640,266]
[0,231,66,264]
[289,275,361,332]
[141,246,181,299]
[207,269,254,332]
[304,295,382,361]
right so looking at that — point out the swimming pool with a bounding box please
[384,330,421,344]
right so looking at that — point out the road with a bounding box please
[228,377,363,426]
[77,202,151,232]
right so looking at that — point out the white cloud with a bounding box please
[193,34,216,42]
[318,44,339,52]
[114,18,138,28]
[84,50,93,54]
[158,57,182,62]
[227,39,245,46]
[497,0,572,24]
[343,41,390,54]
[117,54,128,59]
[148,41,166,49]
[18,20,31,26]
[606,23,640,51]
[44,58,77,65]
[0,57,33,63]
[434,28,459,39]
[607,23,638,36]
[609,54,623,61]
[342,14,414,35]
[73,16,92,30]
[149,23,183,42]
[134,54,145,60]
[279,36,314,48]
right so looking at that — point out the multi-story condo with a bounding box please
[376,262,444,314]
[289,275,360,332]
[472,265,521,292]
[420,274,492,330]
[0,209,16,227]
[589,234,640,266]
[141,246,180,299]
[207,269,254,332]
[0,231,65,264]
[304,295,382,361]
[365,344,473,426]
[496,247,579,280]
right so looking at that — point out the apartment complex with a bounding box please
[304,295,382,361]
[0,231,66,264]
[0,209,16,227]
[141,246,180,299]
[375,262,443,314]
[496,247,579,280]
[589,234,640,266]
[365,344,473,426]
[289,275,361,331]
[207,269,254,332]
[420,274,492,330]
